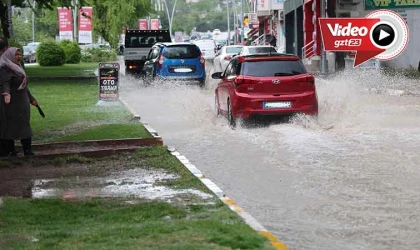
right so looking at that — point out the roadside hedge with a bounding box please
[81,47,117,62]
[37,41,66,66]
[59,40,81,64]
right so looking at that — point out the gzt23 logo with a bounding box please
[319,10,409,67]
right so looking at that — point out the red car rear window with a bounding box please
[241,60,307,77]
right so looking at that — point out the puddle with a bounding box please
[31,168,213,202]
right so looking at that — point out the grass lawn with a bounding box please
[29,79,151,143]
[0,147,276,250]
[25,63,99,78]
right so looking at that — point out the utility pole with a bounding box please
[7,0,14,39]
[32,0,36,42]
[231,0,236,44]
[320,0,327,74]
[227,0,230,45]
[72,0,78,43]
[240,0,244,44]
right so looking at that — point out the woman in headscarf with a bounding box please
[0,47,38,156]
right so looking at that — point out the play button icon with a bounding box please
[372,23,395,47]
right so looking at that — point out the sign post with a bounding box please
[98,63,120,100]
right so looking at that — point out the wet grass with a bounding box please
[25,63,98,78]
[134,146,208,192]
[55,123,151,142]
[29,79,150,143]
[0,147,276,249]
[0,198,274,250]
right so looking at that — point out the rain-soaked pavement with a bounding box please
[119,61,420,250]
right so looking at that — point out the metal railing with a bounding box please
[301,40,315,59]
[251,34,266,46]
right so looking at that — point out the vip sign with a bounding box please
[319,9,409,67]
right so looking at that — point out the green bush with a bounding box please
[36,41,66,66]
[59,40,81,64]
[81,47,117,63]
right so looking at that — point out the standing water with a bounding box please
[120,63,420,250]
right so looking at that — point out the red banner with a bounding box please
[138,19,148,30]
[57,7,73,40]
[78,7,93,44]
[150,19,160,30]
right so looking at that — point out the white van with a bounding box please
[193,40,216,60]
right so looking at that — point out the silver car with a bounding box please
[213,45,243,72]
[23,46,36,63]
[238,45,277,56]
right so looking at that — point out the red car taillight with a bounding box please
[234,77,259,87]
[293,75,315,84]
[200,54,205,67]
[224,55,232,60]
[158,55,164,68]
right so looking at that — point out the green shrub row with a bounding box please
[81,47,117,63]
[35,40,116,66]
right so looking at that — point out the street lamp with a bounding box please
[163,0,178,37]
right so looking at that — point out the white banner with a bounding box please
[78,7,93,44]
[257,0,271,16]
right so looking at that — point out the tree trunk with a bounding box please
[0,3,10,39]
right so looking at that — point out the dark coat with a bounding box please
[0,66,35,140]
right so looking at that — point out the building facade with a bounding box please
[282,0,420,71]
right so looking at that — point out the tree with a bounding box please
[12,12,32,44]
[0,0,85,39]
[89,0,152,47]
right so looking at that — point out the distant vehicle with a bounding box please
[23,46,36,63]
[192,39,216,60]
[123,29,172,75]
[142,42,206,87]
[213,45,243,72]
[26,42,41,54]
[239,45,277,56]
[213,29,221,36]
[212,53,318,127]
[200,33,212,40]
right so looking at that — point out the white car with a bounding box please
[213,29,221,36]
[193,39,216,60]
[213,45,243,72]
[239,45,277,56]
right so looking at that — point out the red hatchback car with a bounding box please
[212,53,318,127]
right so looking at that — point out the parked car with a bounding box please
[142,42,206,87]
[212,53,318,127]
[26,42,41,52]
[213,45,243,72]
[192,39,216,60]
[238,45,277,56]
[23,46,36,63]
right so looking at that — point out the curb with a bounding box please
[119,98,289,250]
[168,147,289,250]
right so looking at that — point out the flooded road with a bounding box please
[120,62,420,250]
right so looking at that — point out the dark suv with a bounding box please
[142,42,206,87]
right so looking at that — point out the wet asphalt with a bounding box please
[119,60,420,250]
